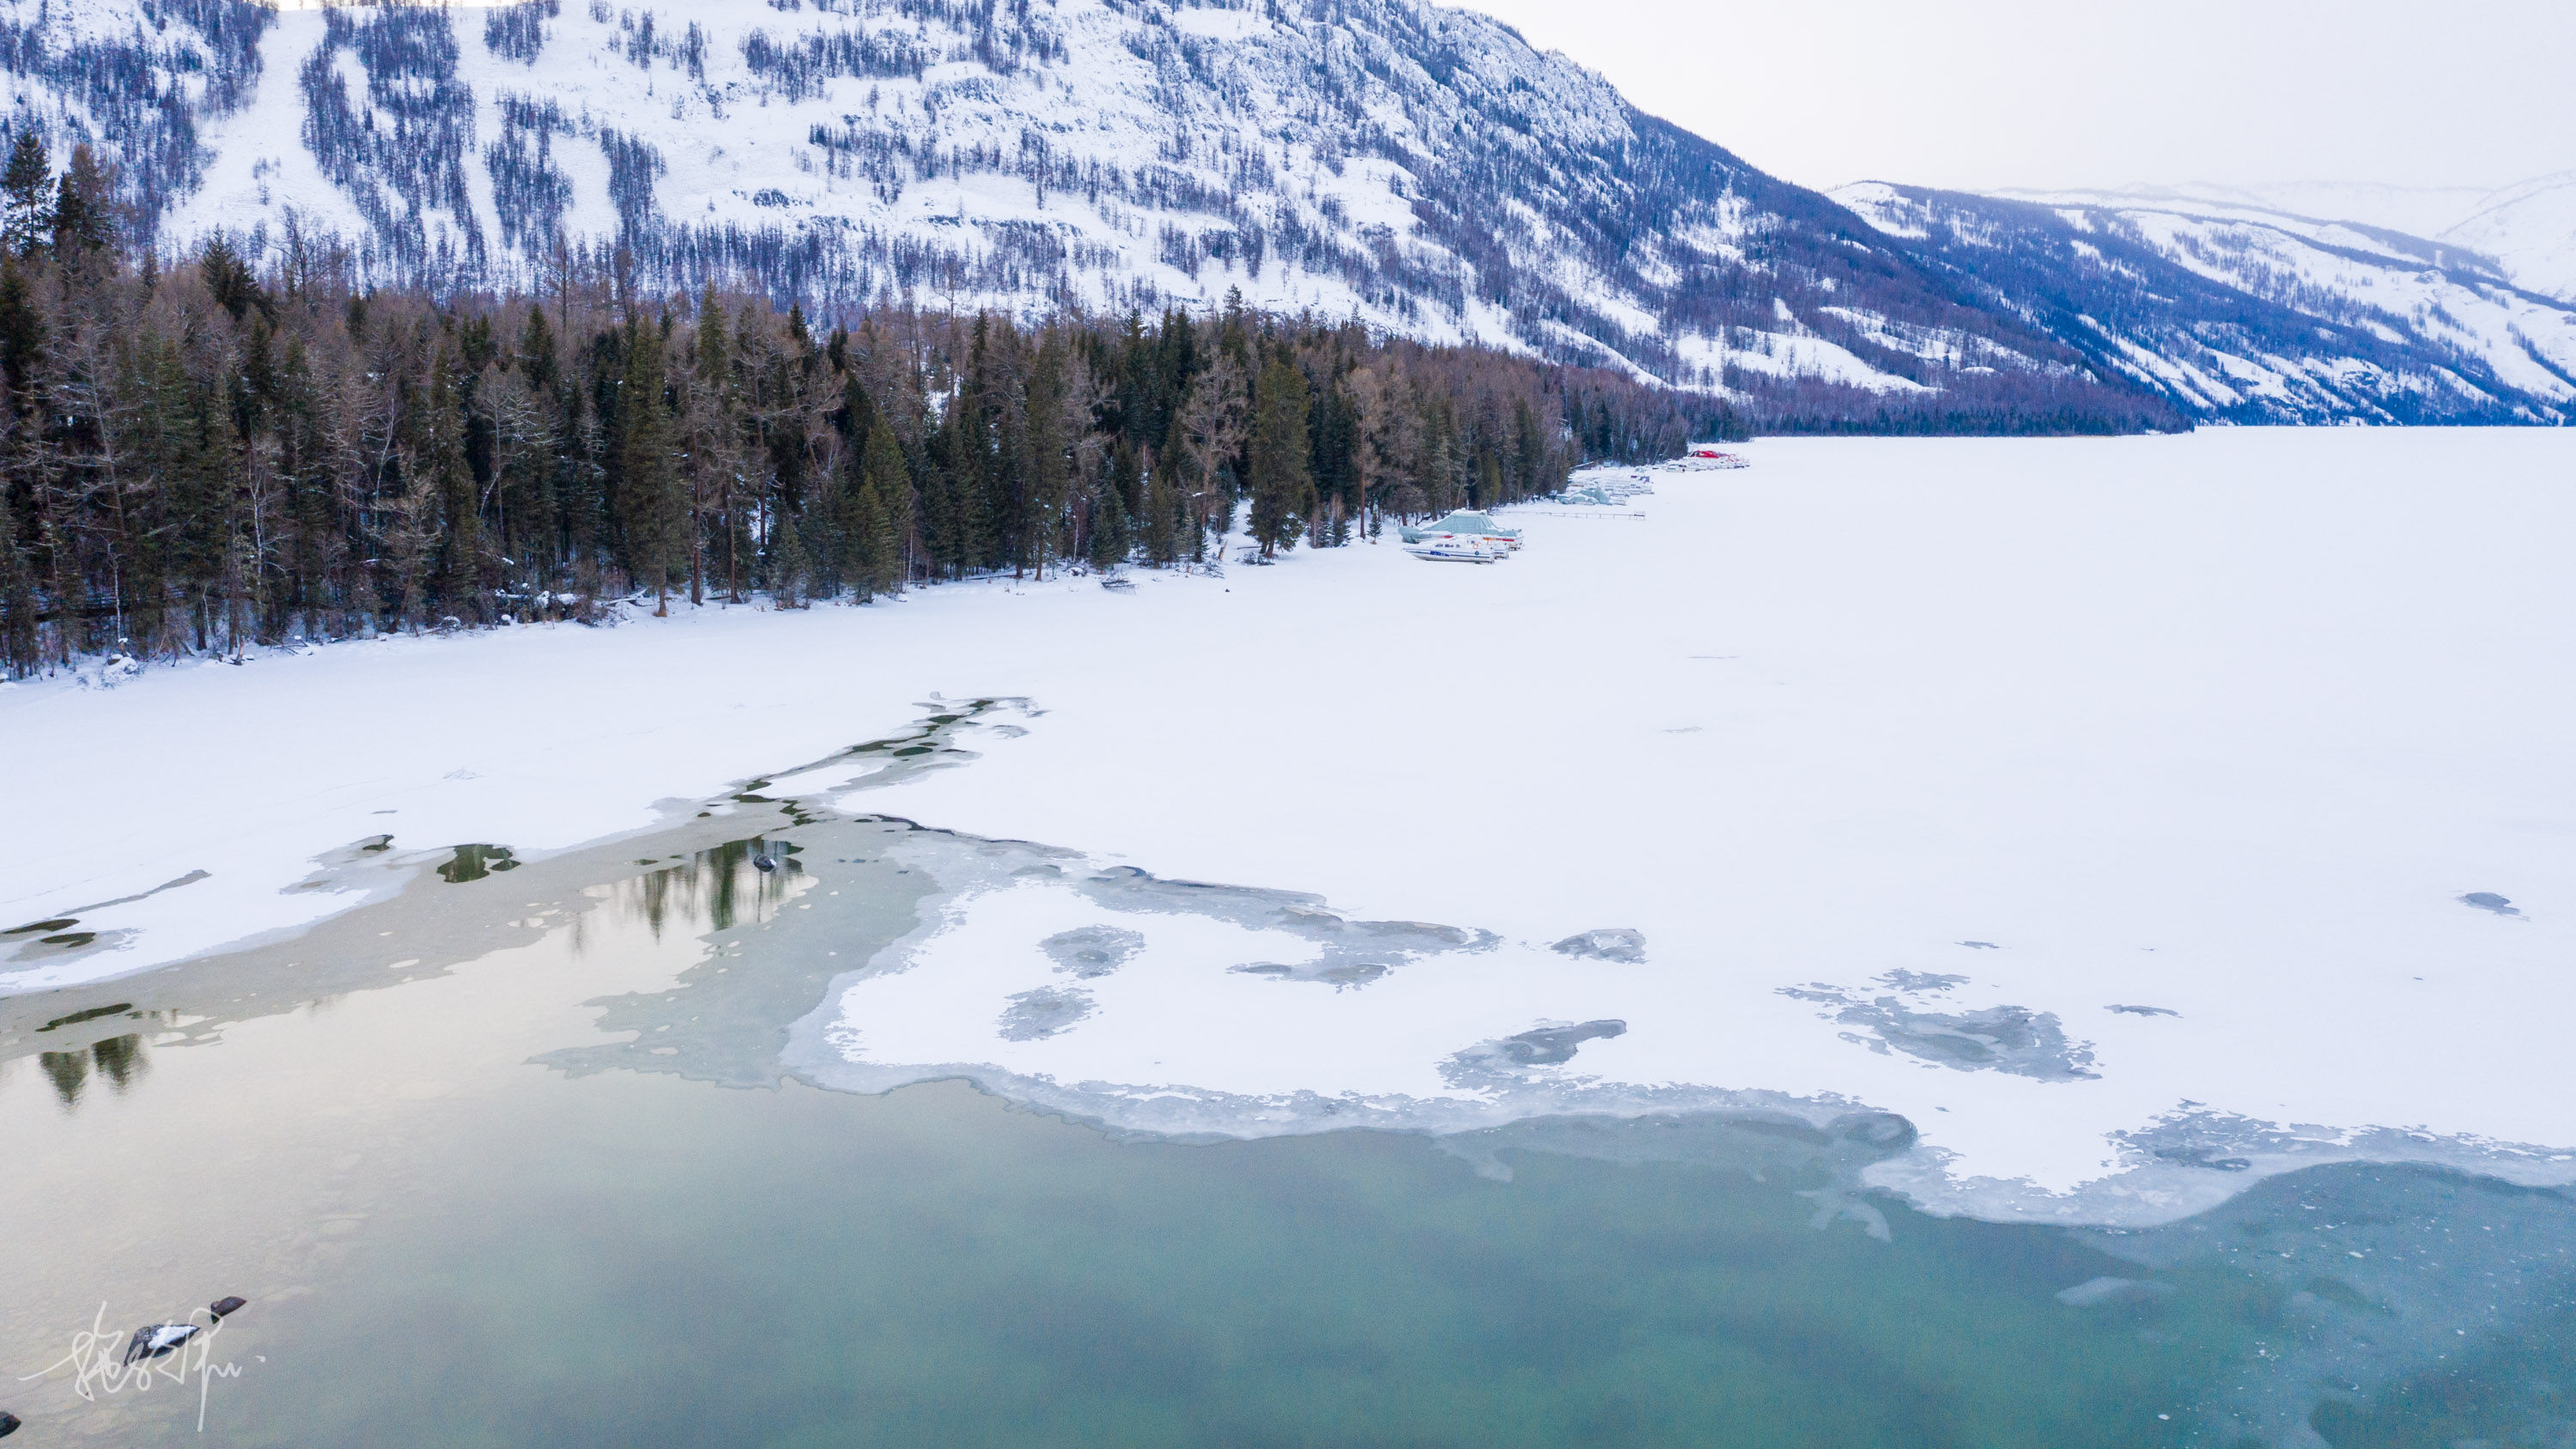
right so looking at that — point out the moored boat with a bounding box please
[1397,509,1522,549]
[1404,538,1505,563]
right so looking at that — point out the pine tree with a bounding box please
[856,416,906,594]
[769,508,809,607]
[0,255,41,402]
[1140,447,1182,565]
[419,339,479,614]
[1246,356,1311,558]
[50,144,112,258]
[1086,455,1131,572]
[0,132,47,257]
[615,316,684,612]
[0,496,36,677]
[1024,336,1070,578]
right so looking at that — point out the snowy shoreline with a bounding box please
[9,429,2574,1226]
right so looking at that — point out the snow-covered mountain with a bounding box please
[3,0,2568,426]
[1834,182,2576,424]
[2444,173,2576,305]
[5,0,2189,427]
[2006,178,2576,307]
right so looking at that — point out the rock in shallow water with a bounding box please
[121,1323,198,1364]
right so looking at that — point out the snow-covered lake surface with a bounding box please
[8,429,2572,1227]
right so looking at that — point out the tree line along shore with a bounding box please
[0,135,1721,678]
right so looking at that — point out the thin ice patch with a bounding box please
[1550,928,1646,962]
[997,986,1095,1041]
[1782,980,2099,1081]
[1041,926,1145,979]
[1445,1019,1628,1085]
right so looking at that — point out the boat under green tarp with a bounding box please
[1397,510,1521,545]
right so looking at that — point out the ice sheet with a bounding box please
[9,428,2573,1219]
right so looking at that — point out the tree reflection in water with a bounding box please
[589,837,807,946]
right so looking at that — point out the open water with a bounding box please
[5,813,2572,1448]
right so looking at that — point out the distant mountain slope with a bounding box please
[0,0,2185,429]
[2010,178,2576,307]
[2443,173,2576,305]
[1834,182,2576,424]
[0,0,2561,428]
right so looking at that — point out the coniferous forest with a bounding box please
[0,136,1720,679]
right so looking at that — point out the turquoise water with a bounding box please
[218,1081,2245,1449]
[5,830,2570,1447]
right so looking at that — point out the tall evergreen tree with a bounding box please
[615,315,684,612]
[0,132,48,257]
[0,496,36,677]
[1088,440,1133,571]
[50,144,112,258]
[854,417,906,595]
[1140,448,1182,566]
[769,508,809,607]
[1246,356,1311,558]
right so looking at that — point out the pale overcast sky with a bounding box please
[1456,0,2576,194]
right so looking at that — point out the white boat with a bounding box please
[1397,510,1522,549]
[1405,539,1505,563]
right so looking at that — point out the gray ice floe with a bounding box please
[1781,975,2099,1081]
[1041,926,1145,979]
[1879,970,1965,993]
[1550,928,1646,962]
[1046,875,1498,989]
[2458,891,2522,916]
[1447,1019,1629,1075]
[997,985,1095,1041]
[2107,1004,2180,1017]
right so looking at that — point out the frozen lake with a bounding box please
[7,428,2575,1444]
[8,427,2570,1223]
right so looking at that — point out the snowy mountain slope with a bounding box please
[2443,172,2576,305]
[0,0,2166,424]
[2013,181,2497,257]
[0,0,2561,426]
[2009,178,2576,308]
[1835,181,2576,424]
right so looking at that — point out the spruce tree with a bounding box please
[615,317,684,612]
[0,256,40,401]
[857,417,907,594]
[1140,449,1182,565]
[0,496,36,677]
[1086,465,1130,572]
[1246,356,1311,558]
[769,508,809,607]
[0,132,47,257]
[49,144,111,258]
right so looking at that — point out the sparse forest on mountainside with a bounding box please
[0,135,1714,678]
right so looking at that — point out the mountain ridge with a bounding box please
[1833,180,2576,424]
[3,0,2569,427]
